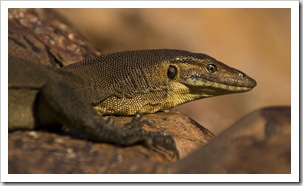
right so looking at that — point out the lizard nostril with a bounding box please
[238,72,244,77]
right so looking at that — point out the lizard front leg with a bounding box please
[36,79,179,158]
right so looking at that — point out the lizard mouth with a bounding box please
[185,72,257,91]
[185,77,257,96]
[203,81,255,92]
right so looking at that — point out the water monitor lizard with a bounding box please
[8,49,257,158]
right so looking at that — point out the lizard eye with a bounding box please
[206,64,217,73]
[167,65,177,80]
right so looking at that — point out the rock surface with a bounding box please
[9,112,214,173]
[171,106,291,174]
[9,8,100,66]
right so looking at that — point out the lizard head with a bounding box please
[162,50,257,104]
[167,54,257,97]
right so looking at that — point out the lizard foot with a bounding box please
[116,113,179,159]
[119,128,179,159]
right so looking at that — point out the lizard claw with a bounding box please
[122,111,143,130]
[147,131,180,159]
[105,117,114,125]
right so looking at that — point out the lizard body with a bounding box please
[8,49,256,158]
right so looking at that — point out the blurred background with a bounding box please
[56,8,290,135]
